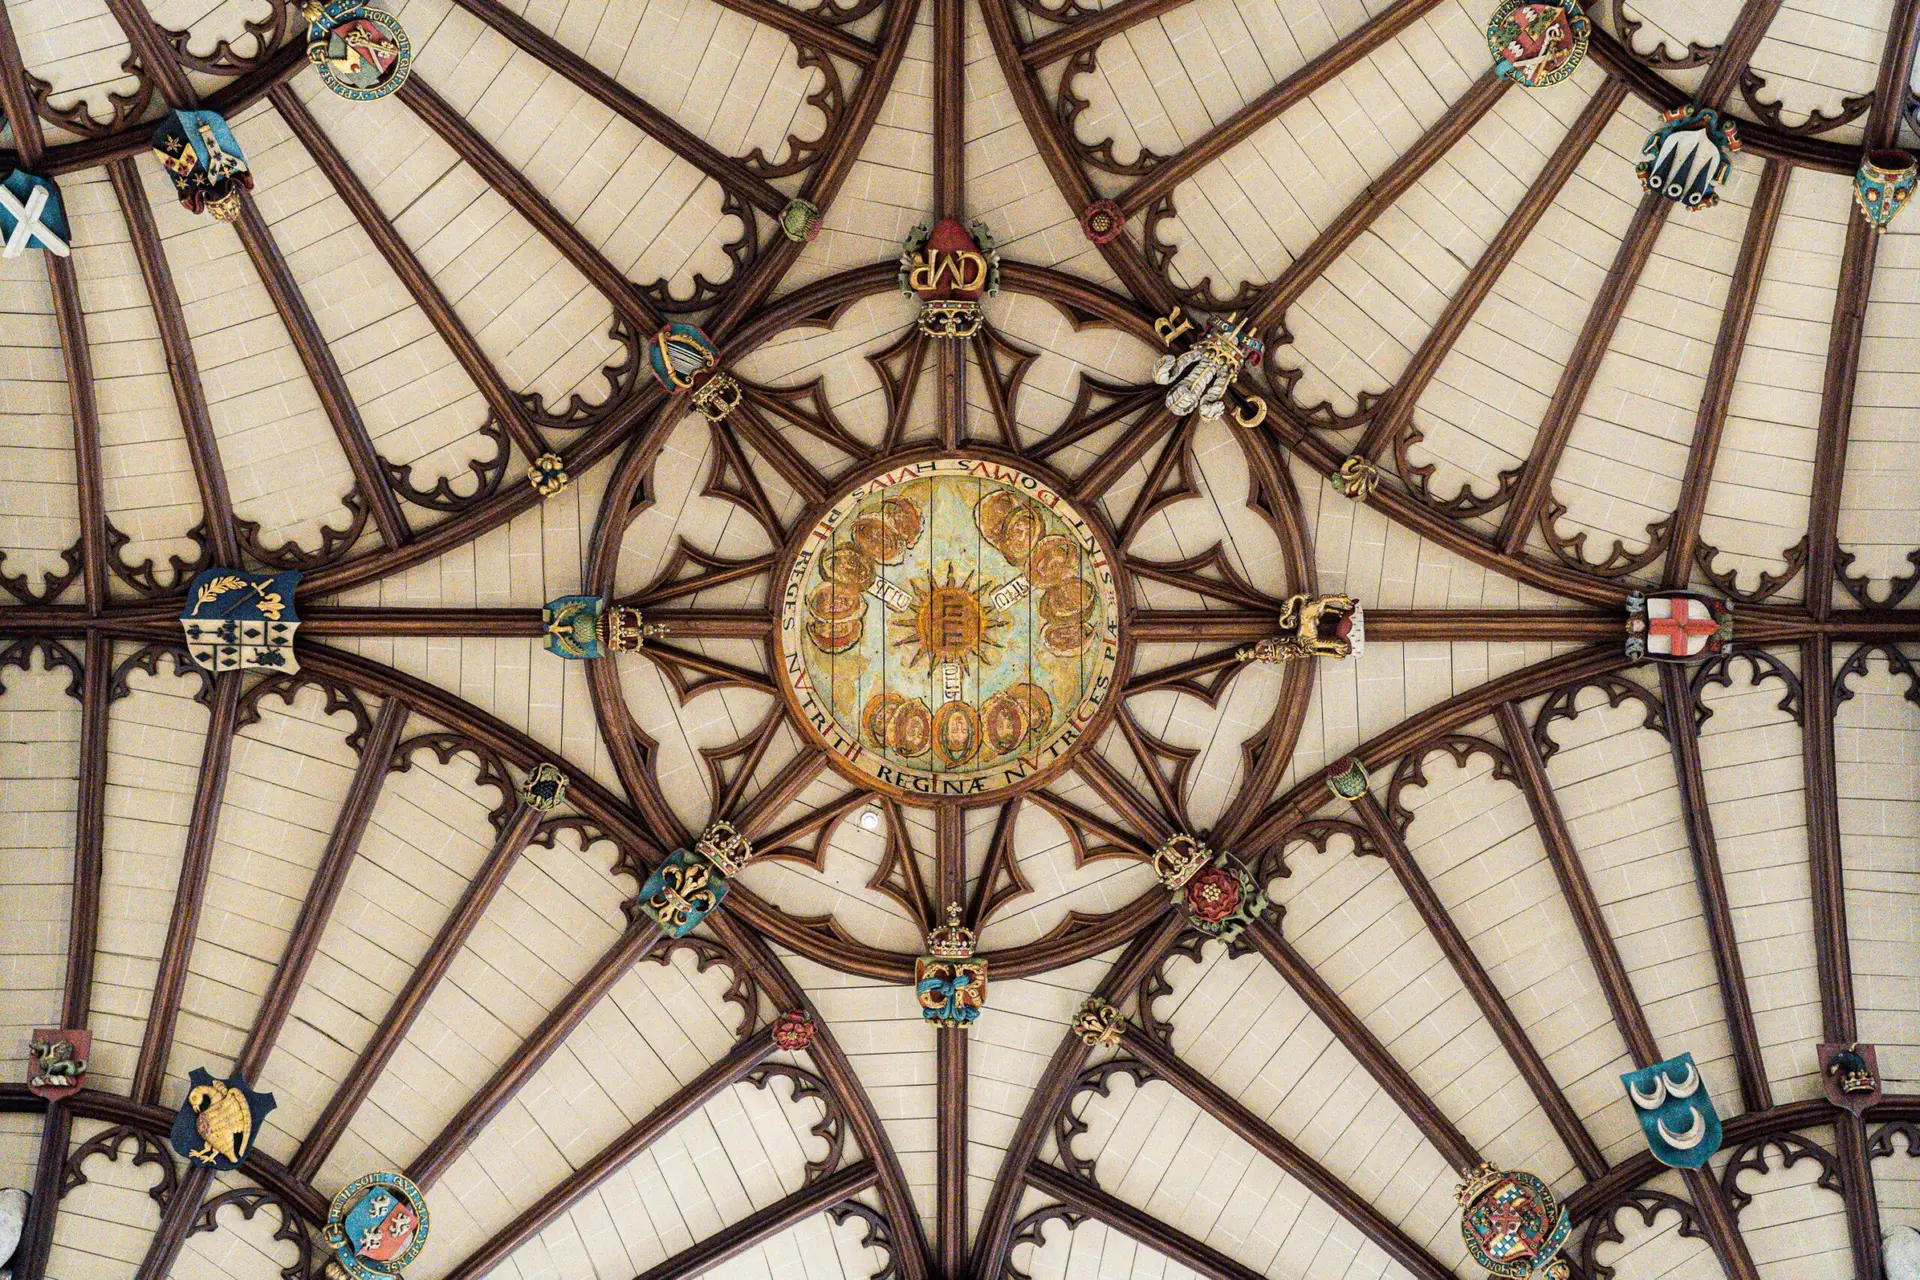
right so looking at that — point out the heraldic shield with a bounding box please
[181,569,301,674]
[324,1170,429,1279]
[1456,1165,1571,1279]
[1622,1053,1722,1168]
[170,1068,277,1170]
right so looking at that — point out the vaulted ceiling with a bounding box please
[0,3,1918,1280]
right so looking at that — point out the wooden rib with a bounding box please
[447,0,790,214]
[292,799,546,1181]
[405,917,664,1188]
[1243,916,1480,1173]
[442,1028,778,1280]
[1663,160,1790,587]
[1806,0,1920,618]
[633,1161,881,1280]
[1123,648,1239,697]
[933,0,965,455]
[1114,0,1442,216]
[935,801,966,1279]
[1074,406,1175,506]
[1243,70,1510,332]
[1495,704,1760,1280]
[969,912,1190,1280]
[1020,0,1198,66]
[108,159,242,565]
[1025,1161,1264,1280]
[130,673,243,1105]
[17,1101,69,1280]
[704,0,878,63]
[754,788,873,855]
[296,607,545,636]
[270,85,548,462]
[1696,0,1788,107]
[1129,611,1277,642]
[1658,665,1771,1112]
[1360,78,1626,461]
[102,0,195,108]
[64,632,111,1026]
[398,77,660,330]
[1121,1027,1453,1280]
[728,399,832,507]
[132,1165,214,1280]
[1347,792,1607,1178]
[643,641,776,696]
[1072,751,1174,845]
[1494,192,1671,555]
[730,747,829,839]
[229,192,412,547]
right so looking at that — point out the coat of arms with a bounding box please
[631,846,729,937]
[0,170,70,258]
[27,1029,89,1101]
[1151,308,1268,426]
[151,109,253,222]
[1486,0,1589,88]
[1621,1053,1721,1168]
[1152,834,1269,944]
[541,595,659,659]
[304,2,412,101]
[915,906,987,1027]
[900,217,1000,337]
[181,569,301,674]
[1625,590,1729,664]
[170,1068,277,1170]
[1819,1042,1882,1115]
[323,1170,429,1279]
[1639,105,1740,210]
[1456,1163,1571,1278]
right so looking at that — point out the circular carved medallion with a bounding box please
[776,455,1123,802]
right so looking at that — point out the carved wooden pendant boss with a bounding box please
[776,455,1122,802]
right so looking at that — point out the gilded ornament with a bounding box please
[26,1029,88,1101]
[170,1068,276,1169]
[1818,1042,1881,1115]
[780,198,824,243]
[1332,456,1380,501]
[1071,997,1126,1048]
[542,596,661,659]
[1326,756,1370,802]
[900,217,1000,338]
[647,321,723,394]
[1080,199,1125,244]
[303,1,412,101]
[1486,1,1589,88]
[1154,836,1266,942]
[517,763,569,813]
[528,452,571,496]
[180,569,301,674]
[690,370,743,421]
[1455,1162,1572,1278]
[1237,593,1363,663]
[633,847,727,937]
[1151,308,1268,426]
[1150,832,1211,892]
[0,170,69,258]
[695,820,754,877]
[323,1170,429,1279]
[1624,590,1729,664]
[771,1010,817,1051]
[1856,150,1917,231]
[915,904,987,1027]
[152,109,252,222]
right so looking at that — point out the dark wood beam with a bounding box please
[1244,70,1510,332]
[1495,703,1760,1280]
[229,192,412,548]
[1347,792,1607,1178]
[109,159,242,565]
[292,798,546,1182]
[16,1102,69,1280]
[1659,665,1771,1113]
[270,85,549,463]
[704,0,878,64]
[934,0,964,217]
[1494,193,1670,555]
[102,0,195,108]
[130,672,243,1105]
[405,917,664,1188]
[446,0,790,215]
[1663,160,1790,587]
[133,1165,214,1280]
[1696,0,1787,108]
[397,77,661,331]
[1025,1161,1264,1280]
[1115,0,1443,216]
[633,1160,880,1280]
[64,631,111,1026]
[970,913,1189,1279]
[935,802,966,1280]
[1243,916,1480,1173]
[1020,0,1198,67]
[1361,79,1625,462]
[1120,1027,1454,1280]
[442,1028,778,1280]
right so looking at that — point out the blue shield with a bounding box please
[542,595,606,659]
[181,569,301,674]
[632,847,728,937]
[151,109,254,218]
[1621,1053,1721,1168]
[0,170,69,257]
[170,1068,276,1170]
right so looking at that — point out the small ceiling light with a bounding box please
[858,807,881,831]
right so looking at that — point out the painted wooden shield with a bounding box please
[27,1029,88,1101]
[170,1068,276,1170]
[1819,1042,1882,1114]
[1621,1053,1722,1169]
[1487,0,1590,88]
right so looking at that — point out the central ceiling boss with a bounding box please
[775,453,1124,801]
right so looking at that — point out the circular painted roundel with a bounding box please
[775,455,1123,802]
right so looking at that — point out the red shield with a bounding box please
[28,1028,89,1101]
[1819,1042,1882,1115]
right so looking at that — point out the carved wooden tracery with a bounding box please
[2,2,1920,1280]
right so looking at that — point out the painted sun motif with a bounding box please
[893,565,1011,670]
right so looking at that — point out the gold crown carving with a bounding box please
[1151,833,1211,891]
[926,904,975,959]
[695,820,753,878]
[690,371,742,422]
[602,606,665,653]
[917,299,984,339]
[1454,1162,1505,1208]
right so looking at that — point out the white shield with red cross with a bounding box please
[1646,595,1721,658]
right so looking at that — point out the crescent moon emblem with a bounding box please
[1657,1106,1707,1149]
[1628,1076,1666,1109]
[1665,1059,1700,1098]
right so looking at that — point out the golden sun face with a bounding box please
[895,564,1009,669]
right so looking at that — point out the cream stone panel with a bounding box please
[619,643,784,837]
[159,683,375,1110]
[1745,0,1895,148]
[317,817,642,1188]
[1837,216,1920,608]
[1696,166,1844,605]
[1578,1166,1726,1280]
[1876,1135,1920,1237]
[1005,1192,1207,1280]
[0,244,81,592]
[740,784,931,957]
[1400,96,1655,533]
[64,168,208,595]
[977,785,1160,950]
[1548,156,1756,584]
[1534,682,1743,1118]
[727,295,923,465]
[1721,1129,1855,1280]
[249,732,511,1164]
[656,1205,896,1280]
[0,652,82,1060]
[1096,940,1454,1274]
[1271,834,1575,1182]
[501,1198,897,1280]
[1834,649,1920,1091]
[146,0,292,105]
[781,949,939,1238]
[0,1112,36,1190]
[1115,657,1290,837]
[92,650,211,1099]
[47,1118,172,1280]
[129,118,369,561]
[7,0,137,147]
[1696,650,1822,1105]
[1389,724,1641,1177]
